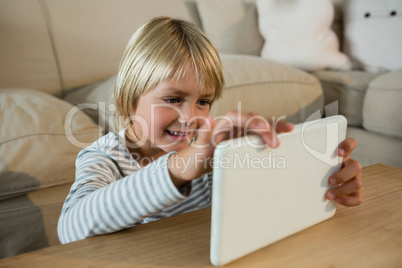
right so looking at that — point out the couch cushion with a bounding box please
[312,70,378,126]
[343,0,402,72]
[0,89,102,200]
[257,0,351,71]
[64,77,117,133]
[211,55,324,123]
[197,0,263,56]
[363,69,402,138]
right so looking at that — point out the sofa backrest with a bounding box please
[0,0,343,95]
[0,0,199,95]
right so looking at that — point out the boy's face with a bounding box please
[130,67,215,157]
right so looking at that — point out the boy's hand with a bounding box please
[195,111,293,153]
[326,138,363,206]
[168,111,294,186]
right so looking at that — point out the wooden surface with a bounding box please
[1,164,401,267]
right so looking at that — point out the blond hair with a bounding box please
[114,16,225,138]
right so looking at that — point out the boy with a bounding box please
[58,17,363,244]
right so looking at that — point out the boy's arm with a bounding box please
[57,149,190,244]
[168,113,294,186]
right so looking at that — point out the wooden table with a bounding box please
[1,164,402,267]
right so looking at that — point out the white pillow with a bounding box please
[256,0,352,71]
[343,0,402,73]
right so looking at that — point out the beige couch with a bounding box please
[312,0,402,169]
[1,0,401,259]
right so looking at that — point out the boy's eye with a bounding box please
[197,100,211,106]
[164,98,180,104]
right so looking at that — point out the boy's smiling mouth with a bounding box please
[165,129,192,141]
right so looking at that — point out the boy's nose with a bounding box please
[178,105,196,125]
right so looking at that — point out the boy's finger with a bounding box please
[244,113,279,148]
[332,192,363,206]
[275,121,294,133]
[217,111,279,148]
[337,138,357,158]
[246,112,293,134]
[327,175,363,200]
[222,110,269,130]
[193,116,215,147]
[248,120,278,148]
[328,158,362,185]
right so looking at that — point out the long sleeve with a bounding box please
[58,132,212,244]
[57,137,202,244]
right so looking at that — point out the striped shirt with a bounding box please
[57,130,212,244]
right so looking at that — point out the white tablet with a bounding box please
[210,115,347,266]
